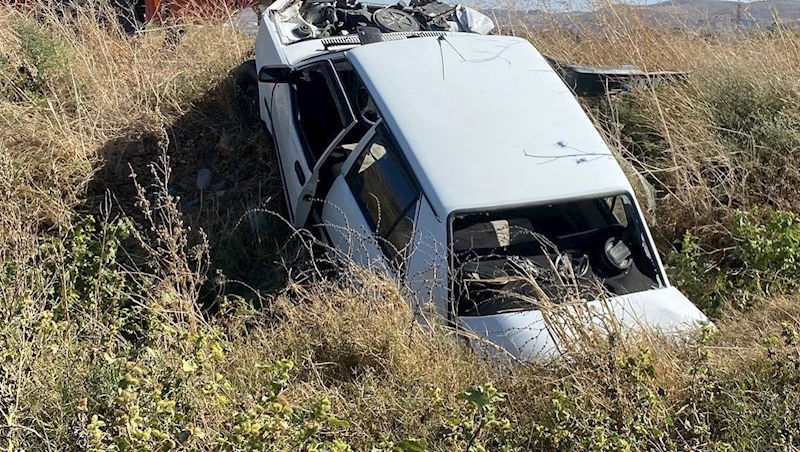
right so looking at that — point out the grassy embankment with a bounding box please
[2,2,800,450]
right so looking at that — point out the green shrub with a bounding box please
[525,346,679,452]
[86,349,355,452]
[668,209,800,316]
[680,322,800,451]
[515,323,800,452]
[667,232,735,316]
[9,18,73,98]
[0,53,13,98]
[701,72,800,157]
[437,383,512,452]
[734,209,800,292]
[42,217,132,317]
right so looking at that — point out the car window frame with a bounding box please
[344,123,422,274]
[291,59,356,168]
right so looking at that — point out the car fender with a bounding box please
[255,7,291,133]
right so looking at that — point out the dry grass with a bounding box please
[2,1,800,450]
[0,0,253,235]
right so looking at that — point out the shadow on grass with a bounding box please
[87,63,304,310]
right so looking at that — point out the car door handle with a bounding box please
[294,161,306,185]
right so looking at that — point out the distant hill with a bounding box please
[639,0,800,29]
[493,0,800,32]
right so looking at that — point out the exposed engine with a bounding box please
[276,0,494,42]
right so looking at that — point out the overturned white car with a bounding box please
[253,0,708,359]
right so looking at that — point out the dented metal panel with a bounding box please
[545,57,689,97]
[347,34,631,215]
[460,287,709,360]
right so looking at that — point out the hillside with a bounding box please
[641,0,800,28]
[2,1,800,451]
[503,0,800,33]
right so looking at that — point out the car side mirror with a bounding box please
[258,66,293,83]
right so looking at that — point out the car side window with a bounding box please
[334,60,381,134]
[346,126,420,269]
[294,63,348,165]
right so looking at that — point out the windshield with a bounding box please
[450,195,664,316]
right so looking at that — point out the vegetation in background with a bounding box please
[668,209,800,316]
[3,0,800,450]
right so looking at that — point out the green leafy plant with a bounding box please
[667,232,732,316]
[526,346,678,452]
[218,359,352,452]
[42,216,132,316]
[668,208,800,316]
[9,18,72,98]
[438,383,512,452]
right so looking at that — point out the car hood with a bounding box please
[459,287,709,361]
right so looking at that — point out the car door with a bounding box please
[254,7,289,135]
[404,198,449,322]
[320,122,421,278]
[268,60,354,226]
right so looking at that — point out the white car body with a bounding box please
[254,0,709,360]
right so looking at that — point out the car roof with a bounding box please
[346,34,632,217]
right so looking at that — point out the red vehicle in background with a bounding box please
[10,0,259,26]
